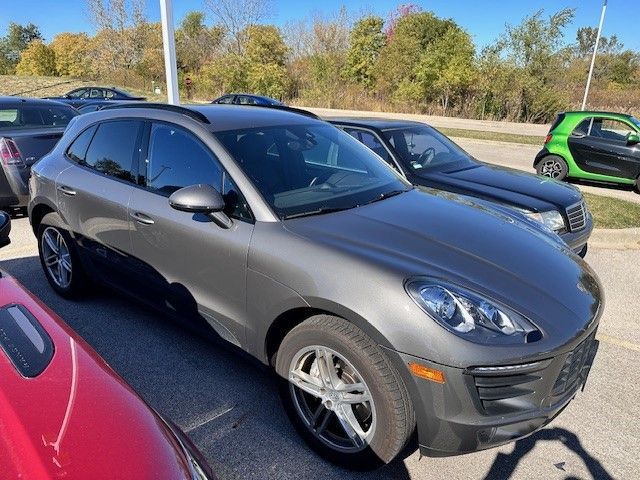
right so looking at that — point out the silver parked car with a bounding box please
[29,104,602,469]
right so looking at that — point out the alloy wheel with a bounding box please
[288,346,376,453]
[540,159,564,178]
[41,227,73,289]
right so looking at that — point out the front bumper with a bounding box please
[390,330,599,456]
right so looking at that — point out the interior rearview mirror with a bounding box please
[627,132,640,145]
[0,211,11,248]
[169,184,232,229]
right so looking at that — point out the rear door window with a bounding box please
[237,96,256,105]
[83,120,142,182]
[217,95,234,104]
[67,88,88,99]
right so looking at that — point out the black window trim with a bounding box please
[140,119,255,223]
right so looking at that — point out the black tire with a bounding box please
[577,244,588,258]
[536,155,568,181]
[275,315,415,469]
[37,212,88,299]
[635,176,640,194]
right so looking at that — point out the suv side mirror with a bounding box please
[0,211,11,248]
[627,132,640,145]
[169,184,232,229]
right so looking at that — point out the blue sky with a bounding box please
[1,1,637,51]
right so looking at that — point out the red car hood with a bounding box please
[0,274,194,480]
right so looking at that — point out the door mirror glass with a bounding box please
[169,184,225,213]
[627,133,640,145]
[0,211,10,248]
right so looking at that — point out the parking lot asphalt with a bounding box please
[1,216,639,479]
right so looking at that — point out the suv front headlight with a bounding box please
[406,278,541,344]
[523,209,566,232]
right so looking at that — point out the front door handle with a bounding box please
[130,212,155,225]
[57,185,76,196]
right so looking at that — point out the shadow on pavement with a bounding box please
[0,255,412,480]
[483,427,613,480]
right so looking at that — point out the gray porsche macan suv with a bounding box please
[29,104,602,469]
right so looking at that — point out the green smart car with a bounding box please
[534,111,640,189]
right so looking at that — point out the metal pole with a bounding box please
[581,0,607,110]
[159,0,179,105]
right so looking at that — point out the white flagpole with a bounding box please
[581,0,608,110]
[159,0,180,105]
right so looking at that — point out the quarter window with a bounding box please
[146,123,223,196]
[83,120,142,182]
[66,125,97,163]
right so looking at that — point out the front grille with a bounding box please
[566,201,587,231]
[470,361,549,415]
[551,331,598,397]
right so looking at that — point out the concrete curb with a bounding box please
[590,228,640,250]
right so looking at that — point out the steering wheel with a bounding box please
[416,147,436,167]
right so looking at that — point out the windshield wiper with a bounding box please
[362,189,409,206]
[283,206,353,219]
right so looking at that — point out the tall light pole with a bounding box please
[581,0,608,110]
[159,0,179,105]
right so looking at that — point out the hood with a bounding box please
[285,189,602,340]
[422,163,583,212]
[0,275,194,480]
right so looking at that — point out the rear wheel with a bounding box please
[37,213,88,299]
[275,315,415,469]
[536,155,568,180]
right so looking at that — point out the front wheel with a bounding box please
[37,213,88,299]
[275,315,415,469]
[536,155,568,180]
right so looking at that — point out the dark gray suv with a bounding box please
[28,104,602,469]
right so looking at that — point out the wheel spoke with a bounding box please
[44,254,59,267]
[312,405,332,434]
[57,260,65,284]
[315,348,341,389]
[290,368,324,398]
[334,404,366,448]
[43,231,59,255]
[60,255,72,273]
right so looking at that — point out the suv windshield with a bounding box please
[630,116,640,129]
[382,125,475,173]
[215,123,410,219]
[0,105,77,130]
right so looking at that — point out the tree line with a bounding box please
[1,0,638,123]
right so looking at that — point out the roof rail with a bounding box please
[251,104,320,120]
[100,102,210,124]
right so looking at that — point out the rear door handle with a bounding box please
[130,212,155,225]
[57,185,76,196]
